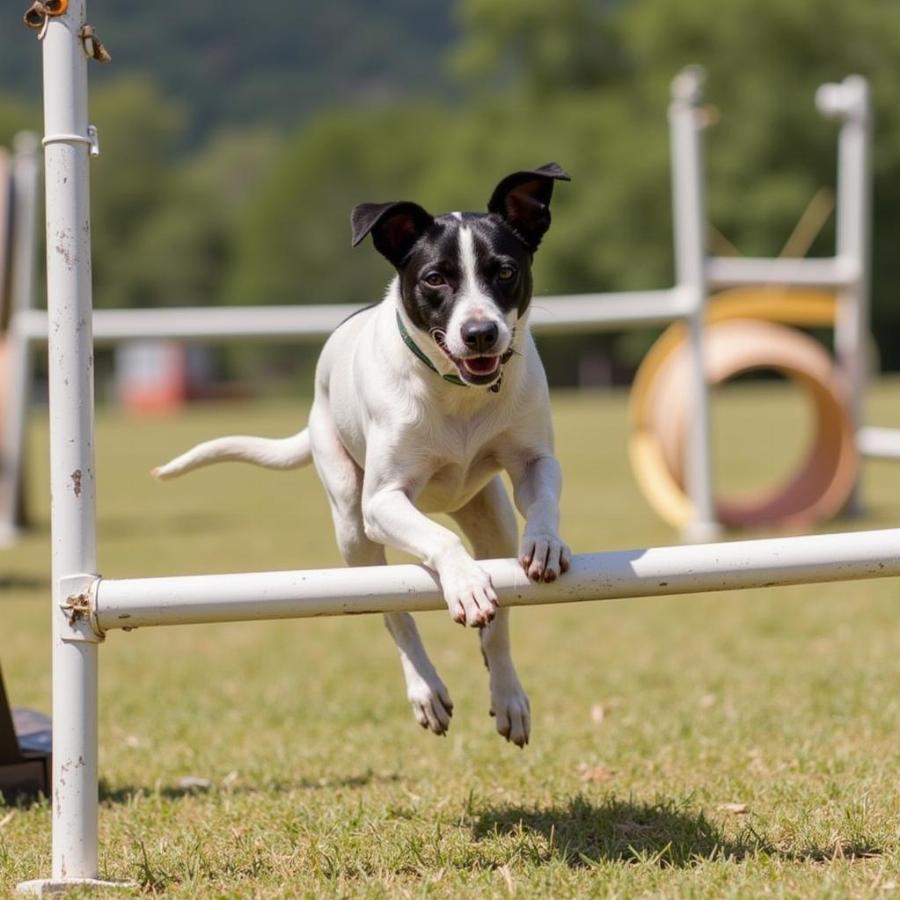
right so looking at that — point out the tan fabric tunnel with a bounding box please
[630,316,859,531]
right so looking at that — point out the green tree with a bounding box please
[121,128,281,310]
[89,78,185,308]
[0,94,38,150]
[452,0,627,96]
[88,79,278,312]
[228,105,450,308]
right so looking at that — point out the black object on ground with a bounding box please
[0,667,51,804]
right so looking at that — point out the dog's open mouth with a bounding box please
[432,331,502,385]
[461,356,500,376]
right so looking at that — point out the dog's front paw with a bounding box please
[490,668,531,747]
[407,674,454,736]
[519,532,571,583]
[441,562,497,628]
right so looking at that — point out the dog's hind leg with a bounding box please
[449,477,530,747]
[382,611,453,735]
[309,402,453,736]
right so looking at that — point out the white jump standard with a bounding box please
[17,0,900,894]
[16,0,108,893]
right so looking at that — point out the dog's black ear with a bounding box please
[351,201,434,268]
[487,163,571,252]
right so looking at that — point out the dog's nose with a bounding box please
[461,320,499,353]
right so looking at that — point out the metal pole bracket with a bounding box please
[42,125,100,158]
[58,574,104,643]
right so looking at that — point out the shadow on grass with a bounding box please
[473,794,760,868]
[100,780,224,805]
[297,770,402,790]
[99,769,400,805]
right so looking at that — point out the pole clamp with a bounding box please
[59,574,105,642]
[42,125,101,158]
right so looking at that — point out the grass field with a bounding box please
[2,381,900,897]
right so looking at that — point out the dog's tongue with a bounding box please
[463,356,500,375]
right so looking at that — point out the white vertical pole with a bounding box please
[817,76,872,515]
[669,67,719,542]
[20,0,106,890]
[0,133,39,546]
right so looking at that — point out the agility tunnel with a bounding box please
[630,288,859,531]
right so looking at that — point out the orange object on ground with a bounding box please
[116,341,189,413]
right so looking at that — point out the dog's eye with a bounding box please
[497,265,517,282]
[423,272,446,288]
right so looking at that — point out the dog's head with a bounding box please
[351,163,570,387]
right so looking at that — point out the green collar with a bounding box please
[395,311,467,386]
[395,310,516,393]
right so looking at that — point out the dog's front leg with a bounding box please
[362,466,496,627]
[510,454,572,582]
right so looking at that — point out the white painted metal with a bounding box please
[92,527,900,632]
[19,303,359,344]
[19,6,129,894]
[17,289,691,346]
[0,133,39,546]
[37,0,102,888]
[706,255,857,289]
[858,426,900,460]
[669,67,718,542]
[819,76,872,513]
[530,291,692,331]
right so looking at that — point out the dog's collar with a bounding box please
[395,311,514,393]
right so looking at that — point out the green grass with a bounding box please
[2,381,900,897]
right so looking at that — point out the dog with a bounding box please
[153,163,572,747]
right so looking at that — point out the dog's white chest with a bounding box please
[412,418,505,513]
[416,451,501,513]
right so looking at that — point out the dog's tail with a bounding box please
[152,428,312,481]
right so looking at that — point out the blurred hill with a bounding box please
[2,0,459,143]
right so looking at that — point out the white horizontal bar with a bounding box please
[858,427,900,460]
[93,528,900,632]
[19,305,360,345]
[706,256,857,288]
[530,290,691,331]
[19,291,689,346]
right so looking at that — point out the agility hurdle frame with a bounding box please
[13,3,900,891]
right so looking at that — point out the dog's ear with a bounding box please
[351,201,434,267]
[487,163,571,252]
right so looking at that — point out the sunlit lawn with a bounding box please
[2,380,899,896]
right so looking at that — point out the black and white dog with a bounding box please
[154,164,571,747]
